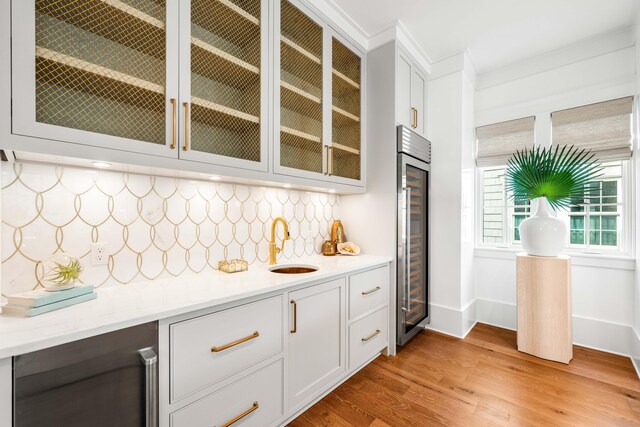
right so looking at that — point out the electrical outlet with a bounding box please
[91,242,109,266]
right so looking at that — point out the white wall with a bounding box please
[475,30,638,357]
[425,53,477,337]
[633,29,640,372]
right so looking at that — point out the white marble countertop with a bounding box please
[0,255,391,358]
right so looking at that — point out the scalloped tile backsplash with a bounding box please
[1,162,339,296]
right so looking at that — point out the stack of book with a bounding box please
[1,284,96,317]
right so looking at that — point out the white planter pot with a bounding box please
[519,197,566,257]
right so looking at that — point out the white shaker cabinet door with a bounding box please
[411,66,427,137]
[287,277,346,413]
[396,49,413,129]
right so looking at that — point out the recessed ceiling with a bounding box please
[332,0,638,73]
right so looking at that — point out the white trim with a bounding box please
[367,21,432,74]
[0,358,10,427]
[474,247,636,270]
[631,328,640,379]
[476,26,636,91]
[476,298,636,357]
[424,300,477,339]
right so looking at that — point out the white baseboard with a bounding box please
[632,328,640,379]
[425,301,477,339]
[476,298,635,358]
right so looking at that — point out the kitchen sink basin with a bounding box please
[269,265,318,274]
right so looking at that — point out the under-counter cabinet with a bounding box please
[157,263,389,427]
[6,0,365,191]
[288,278,346,413]
[396,47,428,138]
[275,0,365,186]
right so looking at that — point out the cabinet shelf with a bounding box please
[281,80,321,120]
[35,47,164,110]
[191,36,259,88]
[332,105,360,126]
[37,0,166,60]
[333,69,359,90]
[332,143,359,155]
[192,96,259,131]
[280,126,321,144]
[192,0,260,47]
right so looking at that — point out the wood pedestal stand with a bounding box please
[517,253,572,364]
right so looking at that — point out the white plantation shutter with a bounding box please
[476,116,535,167]
[552,97,633,161]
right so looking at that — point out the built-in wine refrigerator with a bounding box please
[397,125,430,346]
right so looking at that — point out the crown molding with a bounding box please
[368,20,432,73]
[476,26,635,90]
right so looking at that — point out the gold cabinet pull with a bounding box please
[324,145,329,175]
[183,101,190,151]
[411,107,417,128]
[329,146,334,176]
[361,286,381,296]
[170,98,177,149]
[217,401,259,427]
[210,331,259,353]
[362,329,381,342]
[290,299,297,333]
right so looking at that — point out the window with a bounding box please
[477,97,633,254]
[480,161,626,251]
[565,161,623,249]
[480,167,530,245]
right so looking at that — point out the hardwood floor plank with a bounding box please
[288,324,640,426]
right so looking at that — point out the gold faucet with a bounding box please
[269,217,290,265]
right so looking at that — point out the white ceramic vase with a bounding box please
[519,197,566,257]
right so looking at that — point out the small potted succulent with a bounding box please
[506,145,602,256]
[36,254,83,291]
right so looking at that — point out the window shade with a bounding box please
[476,116,535,167]
[552,97,633,161]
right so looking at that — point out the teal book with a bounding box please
[6,284,94,308]
[1,292,97,317]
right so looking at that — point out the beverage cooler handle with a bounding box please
[138,347,159,427]
[403,187,411,313]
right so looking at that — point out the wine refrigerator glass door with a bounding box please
[397,154,429,346]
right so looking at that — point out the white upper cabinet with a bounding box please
[6,0,366,191]
[178,0,269,172]
[396,46,428,138]
[274,0,365,187]
[11,0,180,157]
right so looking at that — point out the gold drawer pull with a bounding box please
[411,107,418,128]
[217,401,259,427]
[211,331,259,353]
[361,286,381,296]
[362,329,381,342]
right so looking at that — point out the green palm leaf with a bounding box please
[505,145,603,210]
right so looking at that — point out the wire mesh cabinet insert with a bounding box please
[178,0,269,170]
[330,33,363,184]
[12,0,179,157]
[275,0,327,180]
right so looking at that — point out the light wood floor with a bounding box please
[288,323,640,426]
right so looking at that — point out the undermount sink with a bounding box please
[269,264,318,274]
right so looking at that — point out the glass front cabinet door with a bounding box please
[178,0,269,171]
[275,0,364,186]
[330,34,362,183]
[12,0,179,157]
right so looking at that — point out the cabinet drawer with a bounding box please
[171,359,284,427]
[349,266,389,320]
[348,306,388,369]
[170,296,283,401]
